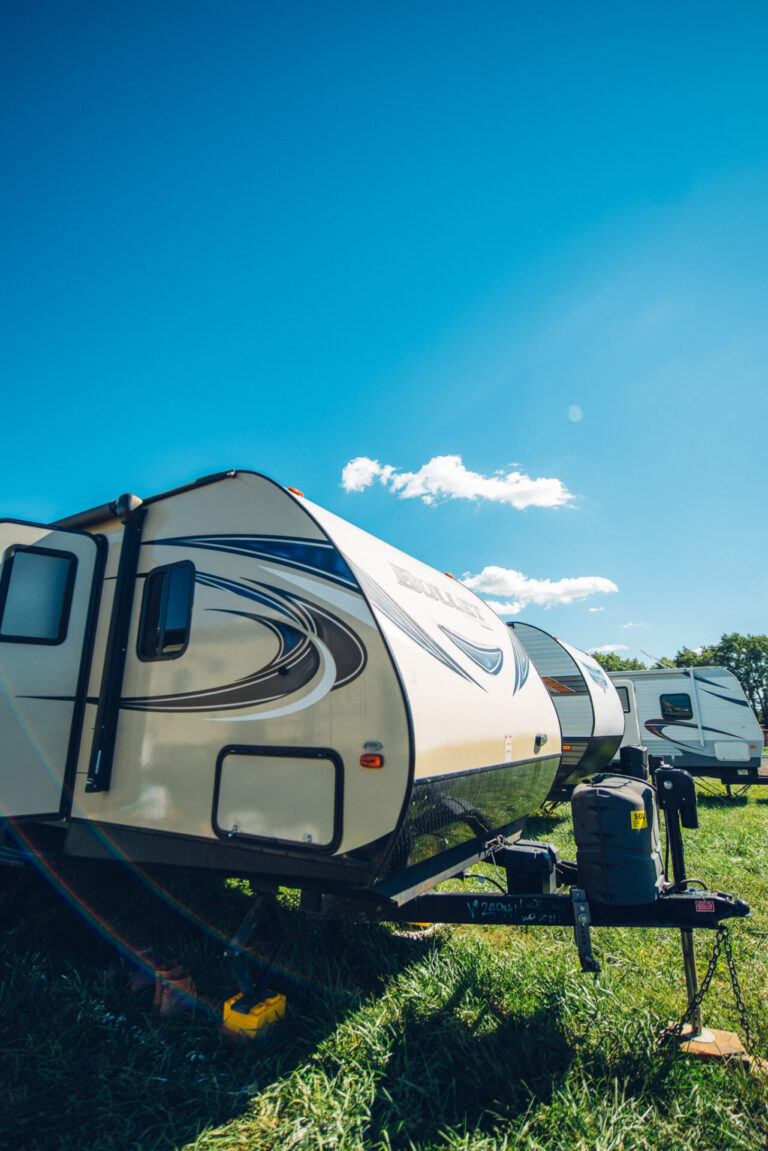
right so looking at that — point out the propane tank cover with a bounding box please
[571,775,664,905]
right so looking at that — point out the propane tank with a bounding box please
[571,774,664,905]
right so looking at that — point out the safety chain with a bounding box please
[721,925,754,1053]
[658,925,753,1052]
[484,836,506,886]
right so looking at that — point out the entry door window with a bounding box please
[0,547,76,644]
[615,685,631,713]
[138,562,195,660]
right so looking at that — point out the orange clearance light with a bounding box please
[287,486,305,497]
[360,754,384,769]
[444,572,454,579]
[563,744,572,751]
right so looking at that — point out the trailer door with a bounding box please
[0,521,102,819]
[613,679,640,747]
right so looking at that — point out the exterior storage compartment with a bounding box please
[571,775,664,905]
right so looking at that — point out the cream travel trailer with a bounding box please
[509,623,625,800]
[610,667,764,786]
[0,471,749,1021]
[0,470,562,903]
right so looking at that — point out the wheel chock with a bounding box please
[221,992,286,1039]
[153,962,197,1017]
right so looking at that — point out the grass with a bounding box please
[1,788,768,1151]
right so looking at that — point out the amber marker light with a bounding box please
[287,486,305,497]
[563,745,572,751]
[444,572,454,579]
[360,754,384,768]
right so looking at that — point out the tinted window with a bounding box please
[0,547,76,644]
[138,563,194,660]
[660,692,693,721]
[616,685,631,713]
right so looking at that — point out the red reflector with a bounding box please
[695,900,715,913]
[287,486,305,497]
[360,754,384,769]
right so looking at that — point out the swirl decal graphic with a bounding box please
[581,661,610,692]
[26,535,370,723]
[643,719,746,756]
[354,570,482,687]
[439,626,504,676]
[120,573,367,716]
[146,534,358,590]
[507,630,531,693]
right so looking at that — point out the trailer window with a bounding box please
[615,686,631,713]
[659,692,693,721]
[0,546,76,644]
[138,563,194,660]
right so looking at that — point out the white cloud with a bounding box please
[340,457,394,492]
[589,606,605,613]
[485,600,525,617]
[568,404,584,422]
[462,566,618,613]
[341,454,573,509]
[621,621,652,630]
[588,644,629,654]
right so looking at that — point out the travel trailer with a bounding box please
[610,667,764,785]
[0,470,749,1022]
[0,469,562,903]
[509,623,624,800]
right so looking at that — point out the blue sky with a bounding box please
[2,1,767,662]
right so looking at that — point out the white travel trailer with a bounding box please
[509,623,625,799]
[0,470,562,904]
[610,667,764,785]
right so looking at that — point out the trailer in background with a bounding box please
[609,666,764,786]
[509,622,624,800]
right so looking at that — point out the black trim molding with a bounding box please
[86,506,147,792]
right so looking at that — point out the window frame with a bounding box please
[659,692,693,721]
[137,561,195,662]
[615,685,631,713]
[0,545,77,646]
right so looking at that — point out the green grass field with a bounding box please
[2,788,767,1151]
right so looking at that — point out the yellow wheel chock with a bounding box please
[221,991,286,1038]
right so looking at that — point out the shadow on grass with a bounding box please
[367,989,576,1146]
[523,812,570,834]
[365,983,686,1150]
[0,863,683,1151]
[1,866,509,1151]
[695,794,750,808]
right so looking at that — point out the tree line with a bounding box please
[592,633,768,724]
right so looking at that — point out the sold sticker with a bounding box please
[630,811,647,830]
